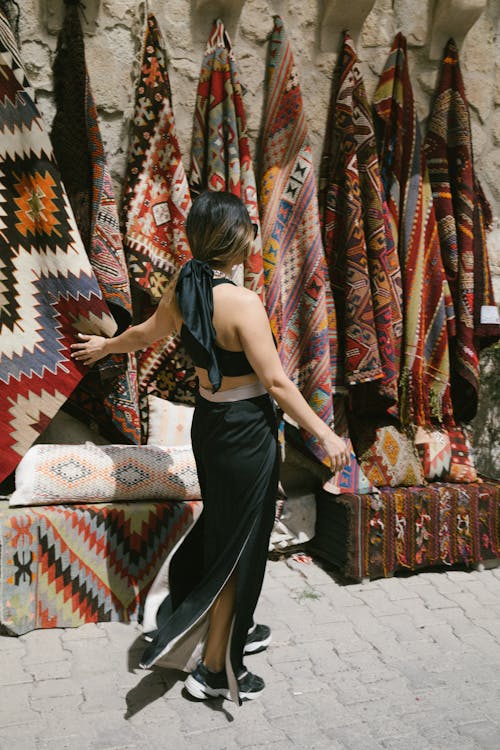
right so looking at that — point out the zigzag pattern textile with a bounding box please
[0,499,202,635]
[50,1,141,443]
[319,33,403,418]
[189,19,264,299]
[373,33,454,429]
[122,12,197,414]
[259,16,336,466]
[0,11,116,483]
[425,39,500,423]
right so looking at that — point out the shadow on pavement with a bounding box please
[124,635,235,722]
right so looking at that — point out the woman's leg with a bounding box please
[203,571,236,672]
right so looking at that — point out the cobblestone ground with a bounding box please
[2,557,500,750]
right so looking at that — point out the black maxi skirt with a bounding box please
[140,391,279,703]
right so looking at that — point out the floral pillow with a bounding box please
[10,443,200,507]
[353,423,425,488]
[414,427,452,481]
[147,395,194,447]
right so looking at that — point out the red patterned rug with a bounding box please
[425,38,500,422]
[319,33,403,418]
[0,11,116,482]
[373,33,454,429]
[121,12,197,414]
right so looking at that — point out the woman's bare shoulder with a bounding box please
[216,284,264,313]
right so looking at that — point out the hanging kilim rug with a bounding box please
[319,32,403,418]
[373,33,454,429]
[50,1,141,443]
[190,18,264,298]
[425,38,500,423]
[0,11,116,482]
[122,12,197,413]
[259,16,338,469]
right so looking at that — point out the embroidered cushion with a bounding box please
[414,427,452,481]
[147,396,194,447]
[353,423,426,487]
[442,426,478,483]
[10,443,200,507]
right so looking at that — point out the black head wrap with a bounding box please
[176,259,222,392]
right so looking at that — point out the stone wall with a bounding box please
[16,0,500,474]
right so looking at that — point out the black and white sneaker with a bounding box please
[185,661,265,701]
[146,623,272,651]
[244,623,272,654]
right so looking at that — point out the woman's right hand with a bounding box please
[319,429,351,474]
[70,333,108,366]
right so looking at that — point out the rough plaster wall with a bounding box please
[16,0,500,473]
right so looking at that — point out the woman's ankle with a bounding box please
[203,658,225,674]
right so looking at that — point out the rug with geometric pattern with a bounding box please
[0,11,116,483]
[0,499,202,635]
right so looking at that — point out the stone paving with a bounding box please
[2,556,500,750]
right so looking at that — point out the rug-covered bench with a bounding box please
[0,498,202,636]
[310,479,500,581]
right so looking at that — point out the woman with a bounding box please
[71,191,349,705]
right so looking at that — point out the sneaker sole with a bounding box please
[184,673,226,700]
[243,633,272,654]
[184,675,264,702]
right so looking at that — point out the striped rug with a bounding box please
[259,15,336,465]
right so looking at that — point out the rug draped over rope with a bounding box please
[0,11,116,482]
[50,1,140,443]
[121,12,197,414]
[258,16,337,467]
[319,33,403,418]
[373,33,454,430]
[425,38,500,423]
[190,18,264,299]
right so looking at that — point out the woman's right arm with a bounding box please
[235,292,350,474]
[71,292,180,367]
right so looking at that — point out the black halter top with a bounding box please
[176,260,253,392]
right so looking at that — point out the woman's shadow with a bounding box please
[124,634,235,722]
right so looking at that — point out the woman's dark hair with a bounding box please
[186,191,254,268]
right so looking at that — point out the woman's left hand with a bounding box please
[70,333,108,366]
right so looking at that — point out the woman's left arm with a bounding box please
[71,293,179,367]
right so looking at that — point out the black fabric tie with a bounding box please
[176,259,222,392]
